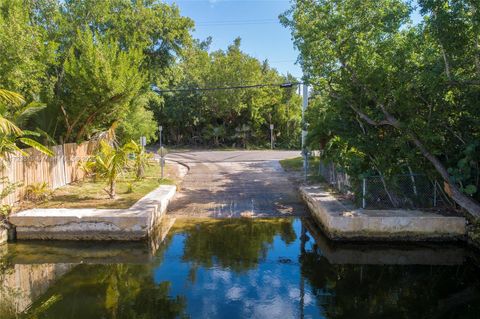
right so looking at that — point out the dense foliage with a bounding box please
[282,0,480,218]
[157,38,302,148]
[0,0,301,149]
[0,0,192,143]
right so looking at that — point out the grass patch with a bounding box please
[19,163,177,210]
[279,156,324,182]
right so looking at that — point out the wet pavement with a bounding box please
[166,150,307,217]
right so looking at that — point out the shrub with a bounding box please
[25,182,52,203]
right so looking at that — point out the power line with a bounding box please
[195,19,278,26]
[154,82,302,93]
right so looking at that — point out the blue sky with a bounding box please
[165,0,423,81]
[165,0,303,79]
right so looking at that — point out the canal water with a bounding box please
[1,217,479,318]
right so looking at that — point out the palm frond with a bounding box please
[92,121,119,146]
[0,89,25,106]
[35,128,57,146]
[13,101,46,126]
[0,117,22,135]
[18,137,54,156]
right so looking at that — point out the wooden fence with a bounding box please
[0,141,97,205]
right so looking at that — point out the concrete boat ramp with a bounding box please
[4,151,468,242]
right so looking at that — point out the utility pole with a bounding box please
[301,84,308,150]
[302,84,309,181]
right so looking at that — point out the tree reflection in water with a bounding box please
[300,233,480,318]
[24,263,187,319]
[1,218,480,319]
[173,218,296,273]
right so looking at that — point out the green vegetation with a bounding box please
[160,37,302,148]
[0,0,301,149]
[0,88,53,159]
[25,182,53,203]
[0,0,191,144]
[87,141,135,199]
[282,0,480,219]
[20,164,175,209]
[279,156,323,182]
[171,218,296,273]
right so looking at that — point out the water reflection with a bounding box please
[0,217,479,318]
[172,218,296,272]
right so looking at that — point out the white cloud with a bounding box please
[226,286,245,301]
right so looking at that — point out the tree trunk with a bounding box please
[109,179,116,199]
[411,137,480,219]
[346,99,480,219]
[336,63,480,219]
[137,164,144,179]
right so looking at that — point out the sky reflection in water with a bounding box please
[1,218,480,319]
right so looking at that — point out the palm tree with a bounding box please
[126,140,153,180]
[0,88,53,160]
[91,140,132,199]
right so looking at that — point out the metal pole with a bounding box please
[160,146,164,180]
[302,84,309,179]
[362,178,367,209]
[301,84,308,150]
[158,125,162,149]
[270,124,274,149]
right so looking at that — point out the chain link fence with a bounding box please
[317,161,352,195]
[312,160,447,210]
[361,174,441,209]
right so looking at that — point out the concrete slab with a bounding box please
[167,160,307,217]
[9,185,176,241]
[301,185,466,241]
[303,218,467,265]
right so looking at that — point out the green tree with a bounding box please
[2,0,194,145]
[160,38,302,148]
[59,29,145,142]
[282,0,480,219]
[90,140,132,199]
[0,0,56,99]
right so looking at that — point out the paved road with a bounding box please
[166,150,308,218]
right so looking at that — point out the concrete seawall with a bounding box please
[301,185,466,241]
[9,185,177,241]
